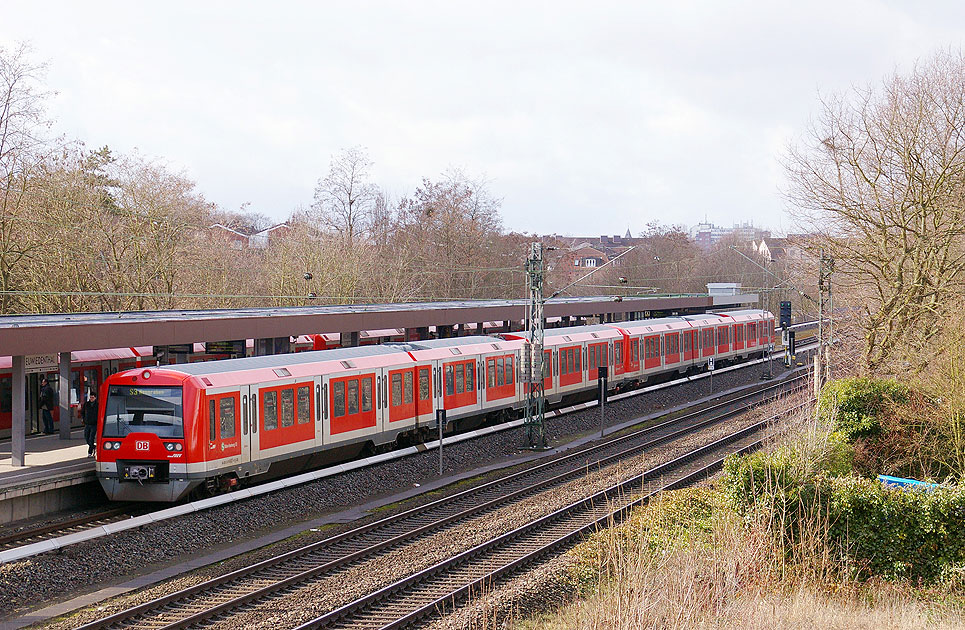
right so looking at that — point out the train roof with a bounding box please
[401,335,503,349]
[503,324,622,347]
[505,324,616,340]
[722,309,772,318]
[682,313,732,324]
[162,345,407,376]
[390,336,523,360]
[614,317,694,334]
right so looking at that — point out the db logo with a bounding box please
[135,440,150,451]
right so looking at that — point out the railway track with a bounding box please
[301,419,776,630]
[75,375,806,630]
[0,506,138,552]
[0,351,804,566]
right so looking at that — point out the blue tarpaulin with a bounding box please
[878,475,941,491]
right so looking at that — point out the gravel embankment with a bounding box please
[203,413,772,630]
[0,358,791,625]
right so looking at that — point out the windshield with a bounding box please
[103,385,184,439]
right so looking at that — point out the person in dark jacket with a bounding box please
[39,378,55,434]
[80,391,98,456]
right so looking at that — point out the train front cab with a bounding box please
[97,369,199,502]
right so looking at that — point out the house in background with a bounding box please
[208,224,250,249]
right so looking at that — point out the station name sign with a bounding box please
[25,353,59,374]
[206,340,245,355]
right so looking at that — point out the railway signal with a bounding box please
[780,300,791,328]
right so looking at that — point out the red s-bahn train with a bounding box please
[95,310,775,502]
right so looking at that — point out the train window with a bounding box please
[361,378,373,412]
[0,376,11,413]
[281,389,295,427]
[566,349,573,374]
[419,369,430,401]
[575,348,581,372]
[209,399,217,441]
[455,364,464,394]
[220,397,236,439]
[466,362,475,392]
[543,353,551,379]
[264,390,279,429]
[404,371,413,404]
[487,359,496,387]
[497,358,504,386]
[346,381,358,416]
[297,385,311,424]
[589,347,595,371]
[615,343,623,365]
[444,366,454,396]
[393,373,403,406]
[332,383,344,418]
[632,339,639,362]
[505,356,514,384]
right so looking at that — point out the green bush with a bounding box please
[723,446,965,583]
[827,476,965,582]
[722,431,852,514]
[817,378,910,440]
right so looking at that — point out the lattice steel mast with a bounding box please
[815,249,833,397]
[524,242,547,449]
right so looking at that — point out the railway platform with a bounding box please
[0,431,99,525]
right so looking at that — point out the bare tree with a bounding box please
[785,50,965,371]
[0,44,53,313]
[396,168,506,299]
[312,147,378,247]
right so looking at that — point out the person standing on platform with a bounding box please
[81,391,98,456]
[39,377,55,434]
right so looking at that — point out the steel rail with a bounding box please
[0,506,136,551]
[78,379,806,630]
[297,410,795,629]
[5,342,809,566]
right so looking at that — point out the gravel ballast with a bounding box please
[0,358,794,625]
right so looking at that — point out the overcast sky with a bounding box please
[2,2,962,236]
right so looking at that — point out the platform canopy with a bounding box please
[0,294,755,356]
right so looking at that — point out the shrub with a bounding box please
[817,378,909,440]
[723,445,965,583]
[828,476,965,582]
[722,429,852,515]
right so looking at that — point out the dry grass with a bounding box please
[519,495,965,630]
[511,392,965,630]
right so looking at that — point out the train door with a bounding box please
[203,386,247,469]
[241,385,252,464]
[387,366,416,427]
[415,365,433,425]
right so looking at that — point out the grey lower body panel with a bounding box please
[99,477,200,502]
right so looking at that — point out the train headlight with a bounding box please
[165,442,175,451]
[103,442,112,450]
[111,441,122,449]
[175,443,183,451]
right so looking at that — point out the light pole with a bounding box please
[728,246,777,379]
[761,256,773,379]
